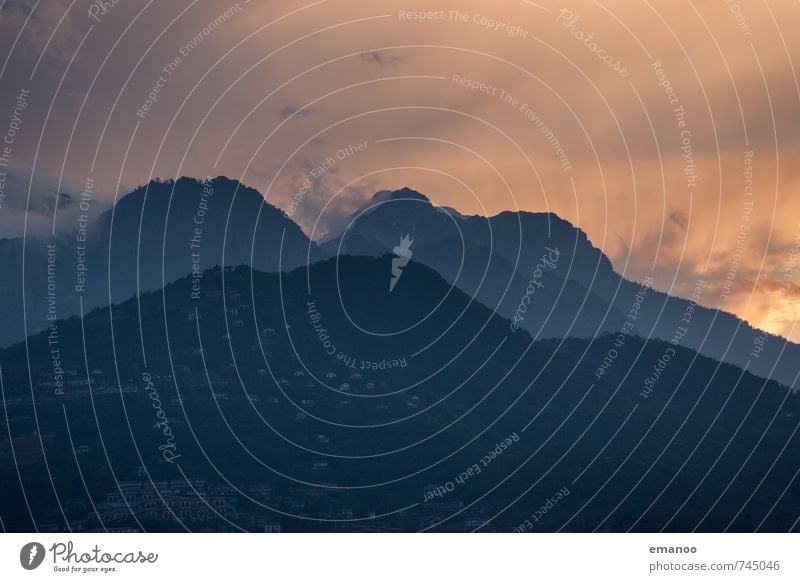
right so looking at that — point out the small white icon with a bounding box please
[390,234,413,292]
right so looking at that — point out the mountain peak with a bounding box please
[150,175,246,191]
[369,187,431,204]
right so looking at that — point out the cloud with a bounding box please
[668,210,688,232]
[0,0,82,64]
[358,51,402,66]
[0,1,33,19]
[0,167,97,238]
[248,151,381,242]
[279,105,316,119]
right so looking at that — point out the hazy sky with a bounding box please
[1,0,798,340]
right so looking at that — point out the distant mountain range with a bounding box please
[323,186,799,390]
[0,177,322,348]
[3,177,798,392]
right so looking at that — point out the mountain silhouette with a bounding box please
[4,180,797,390]
[1,256,798,532]
[0,176,323,347]
[322,188,800,389]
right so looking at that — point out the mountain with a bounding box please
[322,188,800,389]
[412,235,627,339]
[0,176,324,347]
[323,188,624,339]
[9,178,794,388]
[1,257,798,532]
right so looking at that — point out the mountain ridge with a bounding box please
[2,257,797,532]
[1,179,796,390]
[320,187,798,389]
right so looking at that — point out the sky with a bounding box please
[0,0,798,341]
